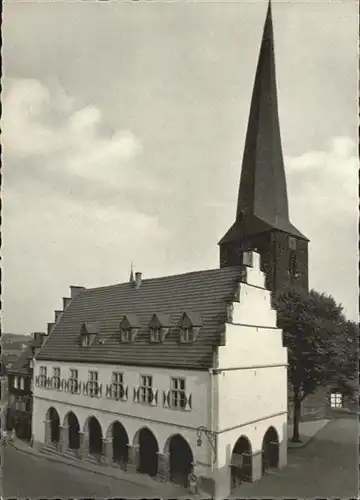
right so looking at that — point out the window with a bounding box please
[29,359,34,369]
[120,329,130,342]
[53,367,61,390]
[150,327,160,342]
[288,237,297,250]
[140,375,153,404]
[14,376,18,389]
[39,366,47,387]
[82,335,91,347]
[330,392,343,408]
[15,396,26,411]
[69,369,79,394]
[170,377,186,409]
[111,372,124,400]
[289,250,297,278]
[20,377,25,391]
[182,327,192,342]
[88,370,99,397]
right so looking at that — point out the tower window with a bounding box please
[288,237,297,250]
[289,250,297,278]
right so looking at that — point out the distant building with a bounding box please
[31,3,294,498]
[1,335,32,429]
[6,332,46,440]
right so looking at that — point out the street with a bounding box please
[1,444,168,499]
[232,414,358,498]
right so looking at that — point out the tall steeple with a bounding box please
[219,0,309,294]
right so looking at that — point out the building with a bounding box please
[6,332,46,440]
[1,335,32,431]
[32,2,300,498]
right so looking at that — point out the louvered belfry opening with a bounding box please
[66,411,80,450]
[169,434,194,487]
[112,421,129,465]
[261,426,279,473]
[137,427,159,477]
[88,416,103,456]
[47,407,60,443]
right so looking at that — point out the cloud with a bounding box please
[285,137,358,321]
[3,78,170,333]
[2,78,144,191]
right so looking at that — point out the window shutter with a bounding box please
[105,384,110,398]
[124,386,128,401]
[166,391,171,407]
[154,389,158,405]
[187,393,192,410]
[133,387,137,402]
[98,383,102,398]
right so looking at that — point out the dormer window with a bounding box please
[178,312,202,344]
[119,315,140,343]
[120,328,131,343]
[150,327,160,342]
[79,321,100,347]
[148,313,171,343]
[82,334,91,347]
[182,327,192,342]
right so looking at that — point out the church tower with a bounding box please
[219,1,309,294]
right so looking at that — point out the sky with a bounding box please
[3,0,358,334]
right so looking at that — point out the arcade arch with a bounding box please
[230,435,252,490]
[165,434,194,487]
[261,426,279,473]
[46,407,60,443]
[134,427,159,477]
[64,411,80,450]
[107,421,129,465]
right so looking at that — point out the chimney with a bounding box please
[70,286,86,299]
[47,322,55,336]
[63,297,71,310]
[54,310,63,323]
[32,332,45,348]
[135,272,142,289]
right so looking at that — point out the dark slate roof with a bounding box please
[6,345,32,375]
[36,266,245,369]
[227,2,307,242]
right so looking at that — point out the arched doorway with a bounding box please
[88,416,103,456]
[262,426,279,473]
[230,435,252,490]
[66,412,80,450]
[112,421,129,466]
[137,428,158,477]
[47,407,60,443]
[168,434,193,487]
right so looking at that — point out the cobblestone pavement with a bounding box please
[1,443,188,499]
[231,414,358,499]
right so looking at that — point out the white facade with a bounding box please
[32,361,212,465]
[32,251,287,499]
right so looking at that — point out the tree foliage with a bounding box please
[275,287,358,441]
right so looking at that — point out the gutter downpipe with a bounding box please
[209,367,216,500]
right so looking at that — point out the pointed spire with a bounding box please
[129,262,135,283]
[236,0,289,229]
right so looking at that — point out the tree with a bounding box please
[275,287,357,442]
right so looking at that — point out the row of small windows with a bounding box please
[79,312,202,348]
[36,366,192,411]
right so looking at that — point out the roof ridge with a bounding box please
[86,265,243,292]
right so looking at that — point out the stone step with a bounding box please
[40,444,79,463]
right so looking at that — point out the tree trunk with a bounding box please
[292,391,302,443]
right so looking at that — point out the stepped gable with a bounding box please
[36,266,245,369]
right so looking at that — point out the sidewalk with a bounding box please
[9,438,199,499]
[287,418,330,449]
